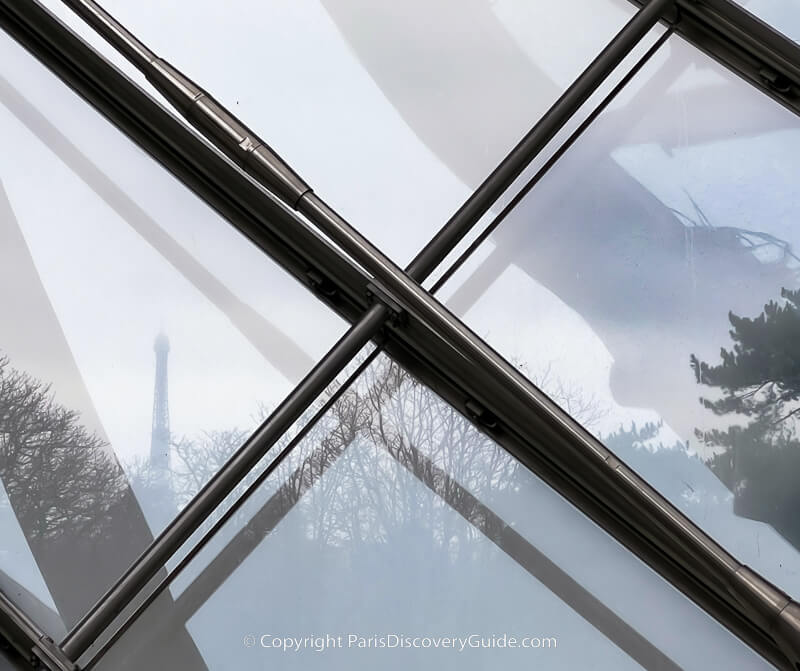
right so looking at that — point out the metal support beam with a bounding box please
[78,349,382,670]
[59,304,387,660]
[430,28,673,294]
[58,0,673,285]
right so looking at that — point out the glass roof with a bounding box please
[0,27,345,628]
[735,0,800,43]
[2,0,800,667]
[439,33,800,600]
[40,0,638,267]
[95,355,768,671]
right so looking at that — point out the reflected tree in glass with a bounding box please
[691,287,800,549]
[124,353,608,559]
[0,354,127,542]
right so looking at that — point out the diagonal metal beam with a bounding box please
[56,0,674,285]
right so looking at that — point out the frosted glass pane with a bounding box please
[97,356,769,670]
[40,0,636,266]
[0,28,345,629]
[440,34,800,602]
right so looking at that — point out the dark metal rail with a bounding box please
[59,304,387,660]
[404,0,674,278]
[79,348,382,670]
[430,28,673,294]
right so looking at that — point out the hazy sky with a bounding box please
[1,29,349,462]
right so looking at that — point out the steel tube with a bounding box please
[430,28,673,294]
[405,0,675,279]
[80,348,381,669]
[60,304,386,659]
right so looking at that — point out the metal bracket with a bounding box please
[306,268,338,299]
[365,282,406,326]
[0,589,75,671]
[729,566,800,668]
[32,636,76,671]
[464,399,499,431]
[759,66,793,94]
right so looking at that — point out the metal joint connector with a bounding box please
[758,66,793,94]
[32,636,77,671]
[729,566,800,665]
[365,282,406,326]
[143,57,311,207]
[464,399,499,431]
[306,269,338,298]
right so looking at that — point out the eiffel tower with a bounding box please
[151,332,171,474]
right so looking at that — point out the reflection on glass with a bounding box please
[98,355,768,671]
[0,479,66,640]
[439,34,800,599]
[41,0,636,265]
[0,31,345,629]
[735,0,800,43]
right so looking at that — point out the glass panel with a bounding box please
[0,30,346,629]
[421,23,668,291]
[735,0,800,44]
[41,0,637,266]
[439,34,800,599]
[0,481,66,639]
[95,355,769,671]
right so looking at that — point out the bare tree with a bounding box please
[122,352,610,554]
[0,354,127,542]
